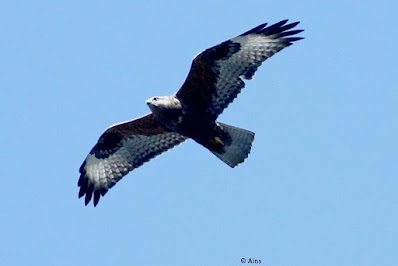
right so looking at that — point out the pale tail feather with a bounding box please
[211,122,255,167]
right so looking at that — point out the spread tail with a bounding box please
[210,122,255,167]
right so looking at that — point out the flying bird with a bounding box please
[78,20,303,206]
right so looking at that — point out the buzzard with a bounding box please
[78,20,303,206]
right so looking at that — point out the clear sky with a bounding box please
[1,1,397,265]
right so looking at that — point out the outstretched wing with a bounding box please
[78,114,187,206]
[176,20,303,119]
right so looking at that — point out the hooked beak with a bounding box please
[145,98,153,106]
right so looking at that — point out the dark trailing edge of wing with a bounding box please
[240,19,304,44]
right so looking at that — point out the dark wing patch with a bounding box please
[78,114,187,206]
[176,20,303,119]
[92,131,124,159]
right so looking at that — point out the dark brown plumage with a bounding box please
[78,20,303,206]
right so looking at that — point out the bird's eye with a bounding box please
[153,97,158,101]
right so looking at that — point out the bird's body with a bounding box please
[78,20,303,206]
[146,96,231,154]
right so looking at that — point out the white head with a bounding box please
[145,96,182,113]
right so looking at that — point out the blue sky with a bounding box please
[1,1,397,265]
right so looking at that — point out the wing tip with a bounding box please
[78,169,105,207]
[241,19,304,43]
[78,182,106,207]
[240,22,268,36]
[93,192,100,207]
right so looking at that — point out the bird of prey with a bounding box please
[78,19,303,206]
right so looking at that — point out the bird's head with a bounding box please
[146,96,182,112]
